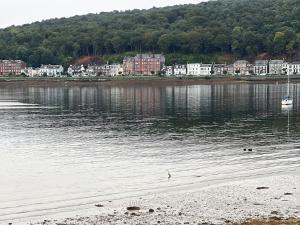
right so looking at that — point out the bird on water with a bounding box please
[167,170,171,179]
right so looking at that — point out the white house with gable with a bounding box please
[288,62,300,75]
[254,60,268,76]
[174,64,187,76]
[269,60,284,75]
[21,67,41,77]
[109,64,123,76]
[162,66,174,76]
[187,63,212,76]
[40,65,64,77]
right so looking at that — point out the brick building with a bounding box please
[0,60,26,76]
[123,54,165,75]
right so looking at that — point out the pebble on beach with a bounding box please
[126,206,140,211]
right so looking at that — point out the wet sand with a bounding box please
[33,175,299,225]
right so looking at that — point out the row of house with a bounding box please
[232,60,300,76]
[163,64,227,76]
[22,65,64,77]
[0,60,64,77]
[67,64,123,77]
[163,60,300,77]
[1,55,300,77]
[67,54,165,77]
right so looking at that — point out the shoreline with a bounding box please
[0,76,300,87]
[27,175,299,225]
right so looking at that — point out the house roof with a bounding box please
[213,64,226,67]
[269,60,284,64]
[254,60,268,66]
[0,60,25,64]
[41,64,63,69]
[135,54,165,59]
[234,60,249,64]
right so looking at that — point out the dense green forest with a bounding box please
[0,0,300,67]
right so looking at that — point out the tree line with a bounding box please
[0,0,299,67]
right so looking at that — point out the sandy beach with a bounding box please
[31,175,299,225]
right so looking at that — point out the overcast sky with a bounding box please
[0,0,203,28]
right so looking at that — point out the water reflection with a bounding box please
[0,83,297,115]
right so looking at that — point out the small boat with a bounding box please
[281,96,293,105]
[281,72,293,106]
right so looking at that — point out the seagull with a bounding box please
[167,170,171,179]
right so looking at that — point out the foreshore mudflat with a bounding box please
[34,175,299,225]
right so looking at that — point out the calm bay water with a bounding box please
[0,82,299,223]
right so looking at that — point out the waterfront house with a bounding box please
[68,65,85,76]
[268,60,284,75]
[0,60,26,76]
[286,62,300,75]
[174,64,187,76]
[286,63,293,75]
[187,63,213,76]
[225,64,234,75]
[89,64,123,77]
[86,65,102,76]
[123,54,165,76]
[254,60,268,76]
[108,64,123,76]
[100,64,111,76]
[212,64,226,76]
[162,66,174,76]
[40,65,64,77]
[123,57,135,75]
[21,67,40,77]
[233,60,250,76]
[282,62,290,75]
[291,62,300,75]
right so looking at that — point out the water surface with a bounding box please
[0,82,299,223]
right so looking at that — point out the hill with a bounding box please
[0,0,299,67]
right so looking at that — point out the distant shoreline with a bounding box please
[0,76,299,86]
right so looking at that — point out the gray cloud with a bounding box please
[0,0,202,28]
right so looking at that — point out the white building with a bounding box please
[269,60,284,75]
[109,64,123,76]
[86,65,102,76]
[68,65,86,76]
[225,64,234,75]
[162,66,174,76]
[174,65,187,76]
[254,60,268,76]
[90,64,123,77]
[212,64,226,75]
[21,67,41,77]
[40,65,64,77]
[282,62,290,75]
[187,63,212,76]
[287,62,300,75]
